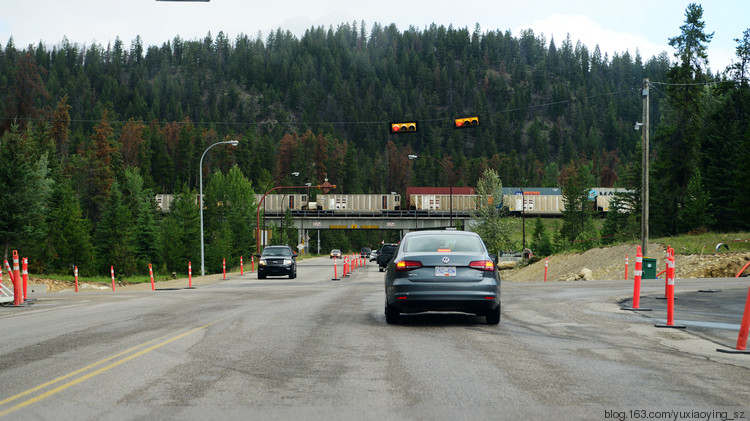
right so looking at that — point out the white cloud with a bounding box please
[518,14,668,60]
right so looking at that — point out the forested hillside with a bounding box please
[1,4,748,276]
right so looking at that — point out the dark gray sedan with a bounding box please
[384,230,501,324]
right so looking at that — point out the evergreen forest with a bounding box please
[1,3,749,277]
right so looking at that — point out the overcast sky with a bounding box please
[1,0,746,73]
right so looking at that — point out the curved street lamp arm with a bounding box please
[200,140,238,277]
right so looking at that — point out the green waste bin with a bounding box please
[642,257,657,279]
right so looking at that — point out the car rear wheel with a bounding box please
[385,303,400,324]
[485,306,500,324]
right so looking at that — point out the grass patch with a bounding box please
[653,232,750,254]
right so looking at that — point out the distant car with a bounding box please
[377,243,399,272]
[383,230,501,325]
[360,247,372,258]
[330,249,342,259]
[257,245,297,279]
[369,250,378,262]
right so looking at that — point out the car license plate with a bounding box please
[435,266,456,277]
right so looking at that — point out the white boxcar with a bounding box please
[504,194,565,215]
[410,194,477,211]
[255,194,308,211]
[315,194,401,211]
[155,194,175,212]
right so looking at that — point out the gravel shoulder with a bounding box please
[503,243,750,282]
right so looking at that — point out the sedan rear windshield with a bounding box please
[403,235,484,253]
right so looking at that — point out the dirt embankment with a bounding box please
[503,243,750,282]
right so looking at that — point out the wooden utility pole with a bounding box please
[641,79,650,257]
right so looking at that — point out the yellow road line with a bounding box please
[0,317,226,418]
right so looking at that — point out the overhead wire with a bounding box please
[1,87,640,129]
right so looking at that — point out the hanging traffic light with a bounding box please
[454,116,479,128]
[390,121,417,133]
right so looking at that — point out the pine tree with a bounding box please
[530,217,554,256]
[560,161,596,245]
[134,190,162,272]
[41,178,95,275]
[0,125,52,259]
[472,169,513,253]
[678,169,714,232]
[93,181,137,276]
[651,3,714,236]
[160,183,200,273]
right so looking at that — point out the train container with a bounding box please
[406,187,477,196]
[503,187,562,196]
[592,188,633,212]
[254,194,308,211]
[406,187,476,206]
[155,193,199,212]
[409,194,477,211]
[155,194,175,212]
[504,193,565,215]
[315,194,401,211]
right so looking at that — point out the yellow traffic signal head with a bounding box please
[454,116,479,128]
[390,122,417,133]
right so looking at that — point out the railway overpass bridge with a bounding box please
[261,210,475,251]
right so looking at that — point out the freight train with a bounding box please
[157,188,630,217]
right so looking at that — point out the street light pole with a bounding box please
[640,78,650,257]
[200,139,238,277]
[408,154,453,227]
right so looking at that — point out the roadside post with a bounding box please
[625,254,629,280]
[332,257,340,281]
[622,246,651,312]
[655,248,685,329]
[717,286,750,354]
[13,251,21,305]
[22,257,28,301]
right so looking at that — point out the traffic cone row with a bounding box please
[0,254,245,306]
[332,253,367,281]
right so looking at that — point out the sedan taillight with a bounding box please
[469,260,495,271]
[396,260,423,271]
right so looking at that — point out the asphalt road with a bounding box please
[1,257,749,420]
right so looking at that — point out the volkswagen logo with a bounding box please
[442,256,450,264]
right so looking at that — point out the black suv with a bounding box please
[377,243,399,272]
[257,245,297,279]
